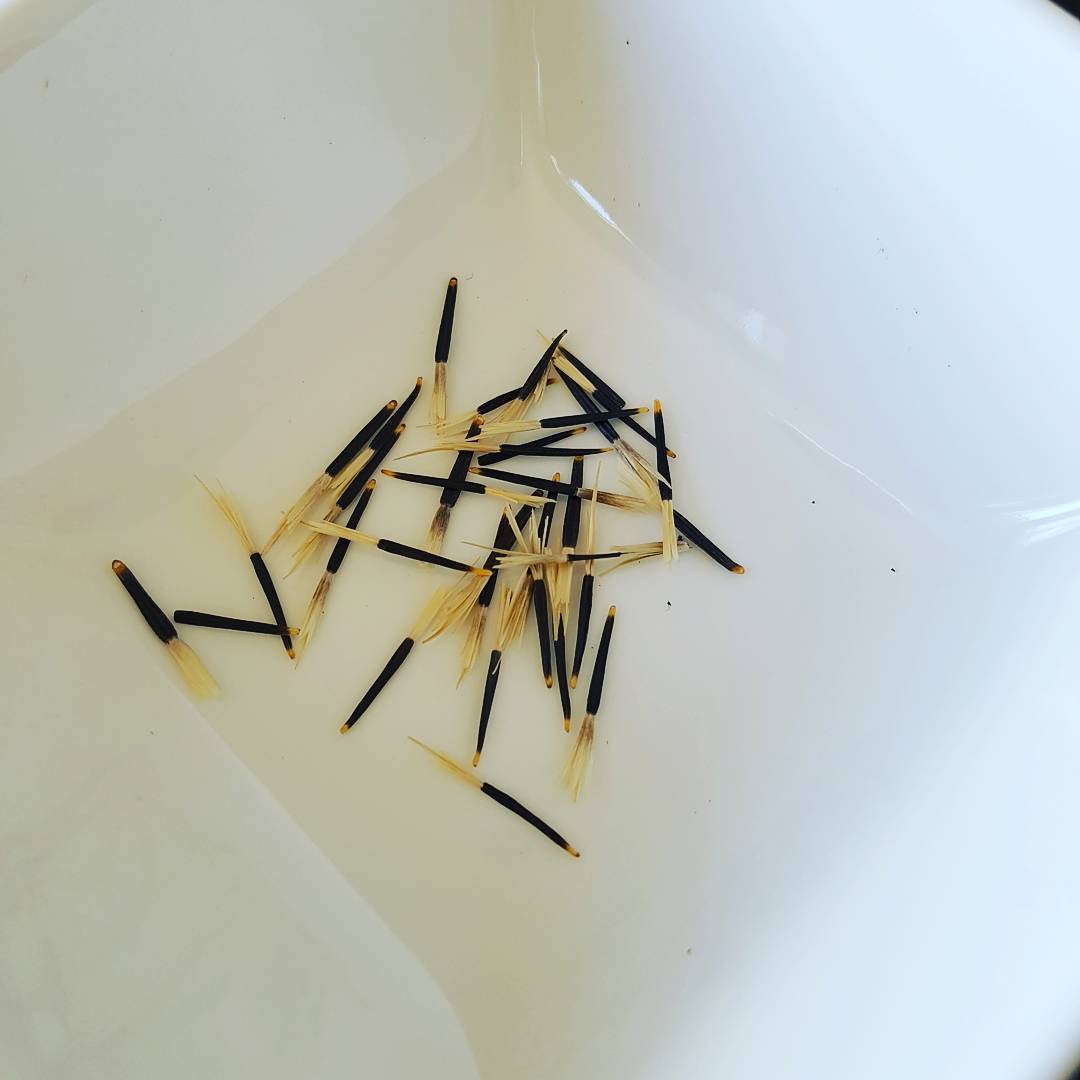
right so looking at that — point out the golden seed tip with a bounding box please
[286,648,296,660]
[569,675,578,689]
[366,479,377,490]
[607,605,617,616]
[111,559,125,574]
[667,448,677,459]
[574,454,584,463]
[381,469,397,477]
[563,718,571,733]
[567,845,581,858]
[552,472,561,482]
[386,400,397,410]
[472,751,480,767]
[339,723,349,734]
[449,277,458,286]
[394,423,406,434]
[654,399,661,413]
[545,675,554,688]
[474,568,493,577]
[733,565,746,574]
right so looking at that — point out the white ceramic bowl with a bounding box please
[5,2,1080,1078]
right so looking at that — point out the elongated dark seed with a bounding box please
[341,637,415,732]
[385,470,501,499]
[112,561,176,643]
[435,277,457,364]
[518,330,567,402]
[554,619,571,727]
[586,608,616,717]
[654,403,673,495]
[472,466,576,497]
[538,483,558,547]
[326,481,376,575]
[441,417,482,510]
[570,571,594,685]
[476,649,502,759]
[335,422,404,511]
[376,538,480,575]
[474,575,498,616]
[672,510,743,573]
[477,428,579,465]
[532,581,553,686]
[173,611,292,636]
[480,782,578,855]
[324,400,396,478]
[558,372,620,442]
[249,552,293,656]
[386,378,424,430]
[536,406,645,430]
[557,343,626,406]
[479,442,607,464]
[562,457,584,550]
[476,384,520,414]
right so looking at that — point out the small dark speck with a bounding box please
[890,567,896,573]
[44,79,50,90]
[810,499,816,505]
[666,600,672,608]
[913,307,919,315]
[685,947,692,956]
[149,730,155,735]
[625,39,630,45]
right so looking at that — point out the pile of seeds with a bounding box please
[112,278,743,858]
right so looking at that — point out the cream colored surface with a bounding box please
[5,2,1080,1079]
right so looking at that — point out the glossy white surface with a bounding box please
[4,2,1080,1078]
